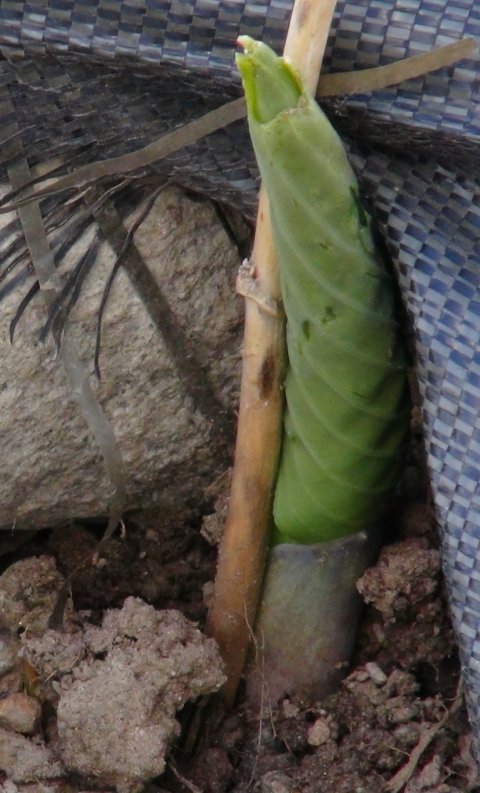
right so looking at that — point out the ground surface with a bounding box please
[0,414,479,793]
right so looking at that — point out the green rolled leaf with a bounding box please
[237,37,409,545]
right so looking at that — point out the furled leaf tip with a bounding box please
[236,35,302,124]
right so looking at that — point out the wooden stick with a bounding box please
[206,0,339,706]
[284,0,337,92]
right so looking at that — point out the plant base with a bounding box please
[247,530,379,708]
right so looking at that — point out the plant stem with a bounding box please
[206,0,338,706]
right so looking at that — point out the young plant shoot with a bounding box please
[237,37,409,704]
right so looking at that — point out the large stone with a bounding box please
[0,185,243,530]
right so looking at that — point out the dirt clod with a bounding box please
[24,597,225,792]
[187,747,233,793]
[0,633,16,675]
[357,538,441,622]
[0,450,477,793]
[356,537,455,669]
[0,667,23,696]
[0,727,65,783]
[260,770,293,793]
[0,556,67,634]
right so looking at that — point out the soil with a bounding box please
[0,416,479,793]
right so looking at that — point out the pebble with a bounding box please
[353,669,369,682]
[202,580,215,609]
[365,661,387,686]
[260,771,292,793]
[0,692,42,735]
[281,699,300,719]
[307,720,330,747]
[307,717,334,747]
[1,781,18,793]
[387,700,419,725]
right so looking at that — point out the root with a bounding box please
[384,680,463,793]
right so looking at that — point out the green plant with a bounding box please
[237,37,409,548]
[235,36,409,704]
[206,26,469,706]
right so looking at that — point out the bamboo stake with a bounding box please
[206,0,339,706]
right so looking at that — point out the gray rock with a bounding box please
[0,185,243,530]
